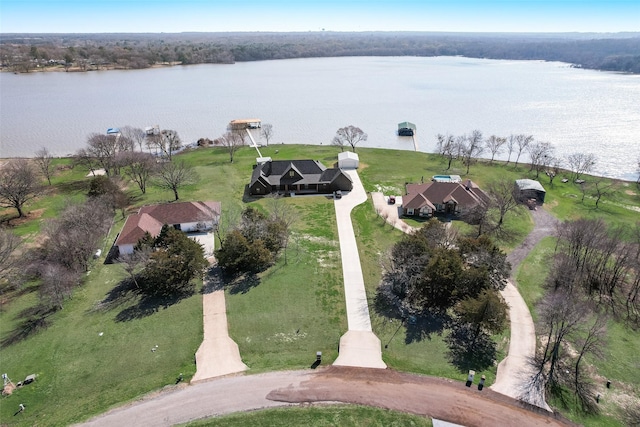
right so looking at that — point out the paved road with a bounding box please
[79,367,576,427]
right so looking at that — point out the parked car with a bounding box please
[388,195,396,204]
[334,190,342,199]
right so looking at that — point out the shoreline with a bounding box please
[2,147,638,185]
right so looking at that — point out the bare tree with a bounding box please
[39,263,78,309]
[514,134,534,168]
[266,194,297,265]
[505,134,517,164]
[41,197,114,273]
[118,249,150,289]
[121,151,157,194]
[487,178,520,229]
[435,133,459,170]
[120,125,147,152]
[73,148,101,176]
[545,157,563,186]
[214,131,245,163]
[155,160,198,201]
[84,132,134,176]
[0,227,22,290]
[485,135,506,163]
[0,159,43,218]
[147,129,182,161]
[527,141,554,179]
[572,313,607,412]
[566,152,597,182]
[533,289,584,395]
[260,123,274,146]
[34,147,54,185]
[593,179,613,209]
[460,130,484,174]
[332,125,367,153]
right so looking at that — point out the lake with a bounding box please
[1,56,639,180]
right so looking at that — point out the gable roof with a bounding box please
[338,151,359,161]
[405,180,488,211]
[115,201,221,246]
[251,159,352,188]
[115,213,164,247]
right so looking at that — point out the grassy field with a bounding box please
[182,405,433,427]
[1,144,638,426]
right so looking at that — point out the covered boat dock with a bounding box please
[398,121,416,136]
[229,119,262,130]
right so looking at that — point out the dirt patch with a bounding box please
[2,208,46,227]
[267,366,578,427]
[625,190,637,196]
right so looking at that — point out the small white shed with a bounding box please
[338,151,359,169]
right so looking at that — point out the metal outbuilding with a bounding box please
[338,151,359,169]
[514,179,546,205]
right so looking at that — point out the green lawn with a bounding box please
[1,145,638,426]
[183,405,433,427]
[0,261,203,426]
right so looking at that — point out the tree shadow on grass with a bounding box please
[114,288,194,322]
[404,312,450,344]
[228,273,261,295]
[372,285,449,344]
[1,304,56,347]
[445,322,497,373]
[55,179,89,194]
[94,276,195,322]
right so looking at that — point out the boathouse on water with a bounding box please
[398,122,416,136]
[229,119,262,130]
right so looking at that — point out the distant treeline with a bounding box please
[2,32,639,73]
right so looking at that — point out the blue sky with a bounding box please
[1,0,638,33]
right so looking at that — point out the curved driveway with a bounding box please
[80,367,575,427]
[370,193,555,410]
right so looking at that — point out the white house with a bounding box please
[338,151,359,169]
[115,201,221,255]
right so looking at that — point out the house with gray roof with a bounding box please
[248,159,353,196]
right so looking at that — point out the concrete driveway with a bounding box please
[188,232,215,257]
[332,169,386,369]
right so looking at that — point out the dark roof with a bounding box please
[251,159,351,188]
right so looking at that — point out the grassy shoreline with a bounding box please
[1,145,638,426]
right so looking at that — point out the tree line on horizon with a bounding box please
[1,32,639,73]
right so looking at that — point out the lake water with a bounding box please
[1,56,639,180]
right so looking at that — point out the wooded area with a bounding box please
[2,32,639,73]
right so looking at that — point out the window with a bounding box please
[289,170,295,177]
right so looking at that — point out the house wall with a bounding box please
[118,243,135,255]
[338,159,358,169]
[180,221,213,232]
